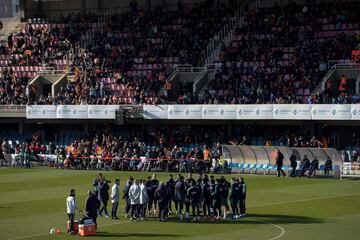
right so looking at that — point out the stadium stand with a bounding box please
[1,0,359,105]
[200,1,360,104]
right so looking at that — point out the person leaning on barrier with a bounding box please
[300,155,310,176]
[308,156,319,177]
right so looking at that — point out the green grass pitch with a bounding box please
[0,168,359,240]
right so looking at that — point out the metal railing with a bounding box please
[321,60,360,91]
[0,13,21,40]
[202,0,259,65]
[327,59,356,69]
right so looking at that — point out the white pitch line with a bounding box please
[264,221,286,240]
[4,192,359,240]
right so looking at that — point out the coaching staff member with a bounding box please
[85,191,100,229]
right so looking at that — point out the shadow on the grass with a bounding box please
[246,213,324,224]
[96,232,185,238]
[157,213,324,225]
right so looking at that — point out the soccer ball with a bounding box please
[50,228,55,234]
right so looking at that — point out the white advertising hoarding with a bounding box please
[88,105,118,119]
[273,104,311,120]
[56,105,88,119]
[202,105,237,119]
[168,105,202,119]
[351,104,360,120]
[26,105,57,119]
[311,104,351,120]
[25,104,360,120]
[143,105,168,119]
[237,104,273,120]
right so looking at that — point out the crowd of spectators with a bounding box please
[191,1,360,104]
[29,0,237,105]
[3,123,356,170]
[1,13,101,104]
[1,1,360,105]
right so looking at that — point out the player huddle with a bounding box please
[122,173,247,222]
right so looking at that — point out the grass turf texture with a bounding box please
[0,168,359,240]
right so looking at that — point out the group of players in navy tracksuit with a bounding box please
[172,173,247,221]
[122,172,246,222]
